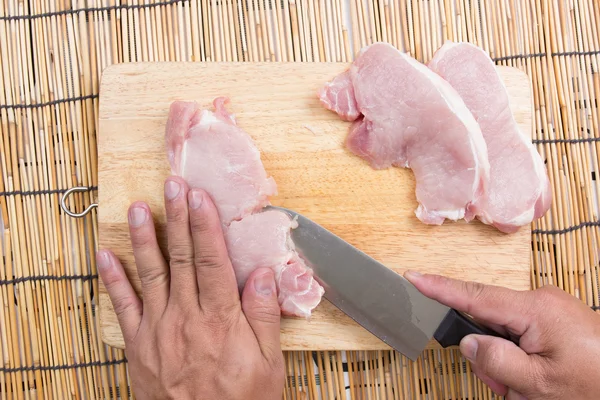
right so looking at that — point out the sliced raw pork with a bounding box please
[165,97,277,225]
[428,41,551,233]
[166,98,324,317]
[319,42,490,224]
[225,211,324,317]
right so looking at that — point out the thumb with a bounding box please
[241,268,282,363]
[461,334,538,395]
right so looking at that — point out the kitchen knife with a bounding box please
[267,205,518,361]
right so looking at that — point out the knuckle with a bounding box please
[533,285,565,310]
[166,202,188,222]
[202,304,240,328]
[189,208,225,237]
[429,274,449,287]
[140,269,168,289]
[194,251,227,270]
[101,268,122,288]
[537,284,562,299]
[189,214,212,234]
[129,229,155,250]
[190,215,224,244]
[112,293,138,317]
[246,303,281,325]
[464,281,486,300]
[462,281,487,313]
[168,245,193,267]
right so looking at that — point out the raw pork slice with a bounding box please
[225,211,324,317]
[165,97,277,225]
[166,98,324,317]
[319,42,490,225]
[428,41,551,233]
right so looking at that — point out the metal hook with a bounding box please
[60,186,98,218]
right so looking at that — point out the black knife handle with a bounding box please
[433,309,520,348]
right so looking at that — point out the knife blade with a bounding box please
[267,205,518,361]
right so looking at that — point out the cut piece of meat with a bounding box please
[278,255,324,317]
[318,70,360,122]
[319,42,490,225]
[428,41,551,232]
[166,98,277,225]
[225,210,297,289]
[225,211,324,317]
[165,97,324,317]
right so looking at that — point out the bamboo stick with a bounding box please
[226,0,239,61]
[296,0,309,61]
[316,0,331,61]
[305,0,319,61]
[354,0,366,51]
[289,0,301,61]
[260,0,275,61]
[282,0,294,61]
[242,0,258,62]
[268,0,282,61]
[253,0,265,61]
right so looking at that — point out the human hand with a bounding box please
[97,177,285,400]
[404,271,600,400]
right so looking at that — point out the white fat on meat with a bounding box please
[319,42,490,225]
[165,98,324,318]
[318,70,360,122]
[428,41,551,233]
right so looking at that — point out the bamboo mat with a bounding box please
[0,0,598,398]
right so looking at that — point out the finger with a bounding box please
[241,268,282,364]
[404,271,531,335]
[164,177,199,305]
[128,201,169,315]
[470,364,508,396]
[460,334,539,394]
[187,189,240,313]
[97,250,142,342]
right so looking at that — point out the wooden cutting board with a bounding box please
[98,62,533,350]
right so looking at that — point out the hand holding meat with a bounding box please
[96,177,285,400]
[405,271,600,399]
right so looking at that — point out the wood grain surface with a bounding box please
[98,62,533,350]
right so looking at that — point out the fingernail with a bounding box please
[97,250,111,271]
[129,206,148,228]
[404,270,422,280]
[460,335,478,362]
[254,270,275,296]
[188,190,203,210]
[165,179,180,200]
